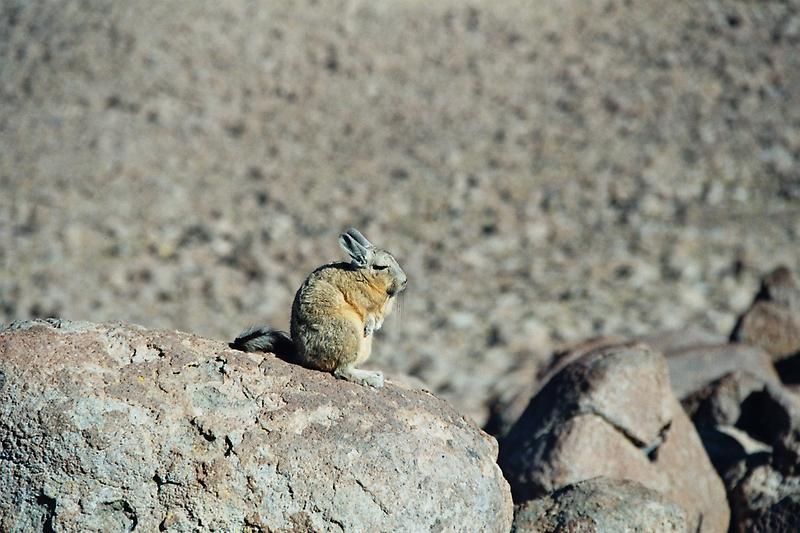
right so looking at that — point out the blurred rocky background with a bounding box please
[2,0,800,427]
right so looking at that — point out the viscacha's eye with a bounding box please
[373,264,388,270]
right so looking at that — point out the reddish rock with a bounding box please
[734,301,800,360]
[499,343,729,532]
[732,266,800,362]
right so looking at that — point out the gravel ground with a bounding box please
[2,0,799,423]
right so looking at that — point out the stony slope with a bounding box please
[1,0,799,423]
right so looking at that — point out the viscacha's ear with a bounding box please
[339,231,373,267]
[345,228,373,249]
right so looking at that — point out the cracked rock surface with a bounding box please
[0,319,512,532]
[498,342,728,532]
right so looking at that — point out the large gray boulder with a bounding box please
[498,342,728,532]
[0,319,512,532]
[512,477,688,533]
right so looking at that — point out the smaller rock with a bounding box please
[725,454,800,533]
[665,343,780,399]
[512,477,688,533]
[734,301,800,360]
[732,266,800,362]
[681,371,766,428]
[720,380,800,532]
[681,371,800,475]
[751,493,800,533]
[483,363,539,439]
[542,336,628,382]
[761,266,800,310]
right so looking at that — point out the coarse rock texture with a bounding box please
[3,0,800,426]
[498,343,728,532]
[750,493,800,533]
[0,319,513,532]
[512,477,688,533]
[725,455,800,533]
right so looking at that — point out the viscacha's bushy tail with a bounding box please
[229,326,295,360]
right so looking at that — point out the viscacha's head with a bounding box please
[338,228,407,297]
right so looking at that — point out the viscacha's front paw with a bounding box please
[362,370,384,388]
[364,316,376,337]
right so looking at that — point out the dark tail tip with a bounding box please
[230,326,296,362]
